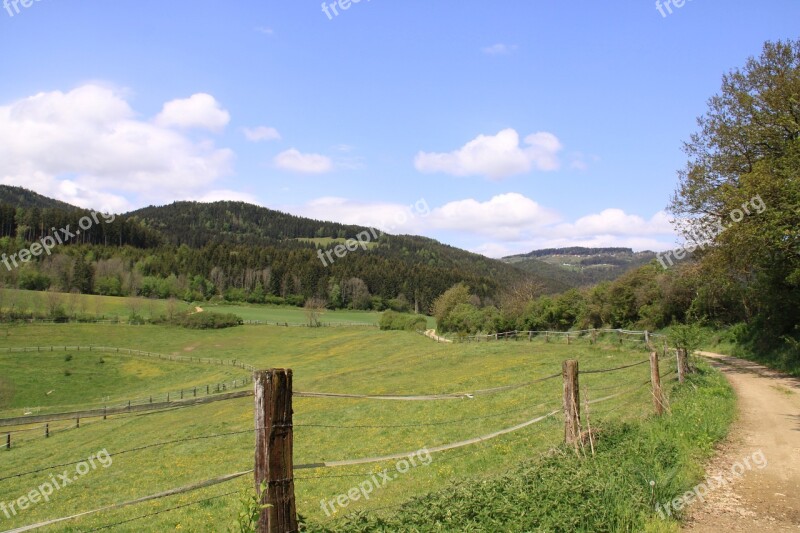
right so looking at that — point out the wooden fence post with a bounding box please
[649,352,665,416]
[5,434,9,450]
[45,424,49,438]
[677,348,690,383]
[566,334,571,345]
[254,369,298,533]
[644,330,651,348]
[562,360,581,446]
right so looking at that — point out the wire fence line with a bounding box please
[2,470,253,533]
[432,327,668,345]
[0,348,679,532]
[2,383,646,532]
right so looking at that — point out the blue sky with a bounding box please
[0,1,797,257]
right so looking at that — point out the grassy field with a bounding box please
[0,288,193,320]
[0,323,679,532]
[0,287,416,327]
[0,349,247,417]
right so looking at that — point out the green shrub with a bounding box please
[175,312,243,330]
[380,311,427,331]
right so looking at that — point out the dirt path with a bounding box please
[424,329,452,343]
[683,352,800,531]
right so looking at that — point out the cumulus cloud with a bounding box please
[274,149,333,174]
[155,93,231,132]
[552,209,673,239]
[429,193,561,240]
[290,193,678,258]
[0,84,234,212]
[414,129,562,180]
[292,197,427,234]
[482,43,518,55]
[243,126,281,142]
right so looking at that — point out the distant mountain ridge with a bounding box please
[502,247,658,286]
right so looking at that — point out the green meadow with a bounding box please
[0,323,679,531]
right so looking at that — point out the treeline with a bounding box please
[0,238,503,313]
[0,205,162,248]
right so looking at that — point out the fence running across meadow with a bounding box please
[0,346,255,431]
[0,336,692,533]
[436,327,667,345]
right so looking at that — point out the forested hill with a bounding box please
[0,185,78,210]
[0,189,569,310]
[128,201,368,247]
[127,200,562,292]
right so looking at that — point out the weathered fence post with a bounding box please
[5,434,9,450]
[591,329,597,344]
[677,348,690,383]
[254,369,298,533]
[566,334,571,345]
[644,330,651,348]
[562,360,581,446]
[649,352,665,416]
[45,424,49,438]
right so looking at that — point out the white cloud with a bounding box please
[0,84,234,212]
[274,149,333,174]
[552,209,673,239]
[290,197,429,234]
[288,193,678,258]
[256,27,274,35]
[155,93,231,132]
[190,189,260,204]
[243,126,281,142]
[414,129,562,180]
[429,193,561,240]
[483,43,518,55]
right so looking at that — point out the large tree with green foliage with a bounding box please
[669,40,800,346]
